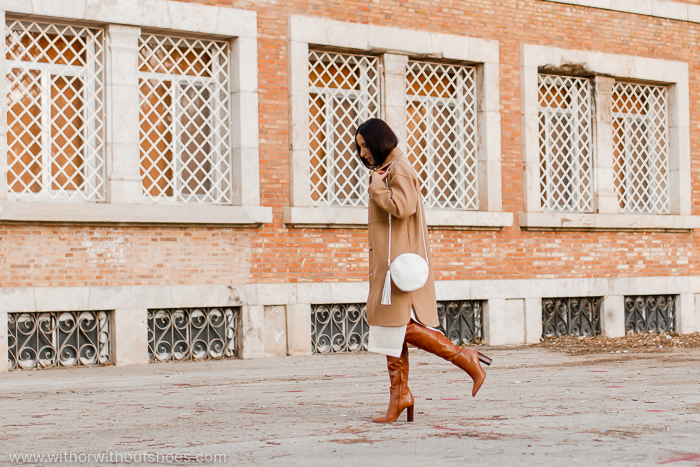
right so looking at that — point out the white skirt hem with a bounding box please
[368,307,439,357]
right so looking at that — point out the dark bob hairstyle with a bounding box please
[355,118,399,169]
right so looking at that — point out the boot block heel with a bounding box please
[406,404,414,422]
[478,352,492,366]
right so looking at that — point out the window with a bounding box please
[5,20,105,201]
[308,50,379,207]
[538,74,593,212]
[612,82,669,214]
[406,61,478,210]
[138,34,231,204]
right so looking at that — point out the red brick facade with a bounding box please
[1,0,698,287]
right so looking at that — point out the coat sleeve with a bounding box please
[368,166,418,219]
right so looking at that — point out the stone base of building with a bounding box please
[1,276,698,372]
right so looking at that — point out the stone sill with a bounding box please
[0,202,273,226]
[519,212,700,231]
[284,206,514,230]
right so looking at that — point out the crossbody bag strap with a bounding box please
[383,157,429,269]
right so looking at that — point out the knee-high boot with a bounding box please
[372,341,414,423]
[404,321,492,397]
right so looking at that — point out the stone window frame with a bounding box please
[0,0,271,226]
[285,15,512,230]
[519,44,698,231]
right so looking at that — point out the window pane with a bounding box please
[537,74,593,212]
[406,62,477,210]
[7,69,42,193]
[612,82,669,214]
[51,76,84,191]
[138,35,231,204]
[308,51,379,207]
[5,20,104,201]
[139,79,174,197]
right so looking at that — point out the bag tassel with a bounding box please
[381,270,392,305]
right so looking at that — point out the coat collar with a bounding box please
[376,146,403,171]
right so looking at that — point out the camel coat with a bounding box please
[366,147,440,328]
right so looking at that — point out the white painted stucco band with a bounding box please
[2,277,698,318]
[1,276,698,371]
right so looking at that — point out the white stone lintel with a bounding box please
[0,202,273,226]
[0,0,257,38]
[288,14,498,62]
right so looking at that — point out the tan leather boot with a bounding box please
[372,341,414,423]
[405,321,492,397]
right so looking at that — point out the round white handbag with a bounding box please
[379,158,430,305]
[390,253,429,293]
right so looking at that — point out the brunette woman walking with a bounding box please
[355,118,492,423]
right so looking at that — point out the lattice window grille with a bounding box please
[437,300,484,345]
[8,311,111,370]
[624,295,675,334]
[311,303,368,354]
[612,82,670,214]
[139,34,231,204]
[406,61,478,210]
[538,75,594,212]
[542,297,601,338]
[5,20,105,201]
[148,307,239,363]
[308,51,379,207]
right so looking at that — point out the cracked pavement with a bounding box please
[1,346,699,466]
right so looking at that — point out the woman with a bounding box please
[356,118,492,423]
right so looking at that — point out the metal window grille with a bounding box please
[612,83,669,214]
[624,295,675,334]
[8,311,110,370]
[308,51,379,207]
[538,75,593,212]
[437,300,484,345]
[148,307,239,363]
[542,297,601,337]
[406,61,478,210]
[311,303,368,354]
[311,301,483,354]
[5,20,105,201]
[139,34,231,204]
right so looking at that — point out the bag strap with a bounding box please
[383,158,429,269]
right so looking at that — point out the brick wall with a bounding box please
[2,0,699,287]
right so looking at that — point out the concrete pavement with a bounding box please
[1,346,699,466]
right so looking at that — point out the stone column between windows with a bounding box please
[476,61,503,212]
[523,297,542,344]
[668,82,692,215]
[0,10,8,201]
[0,310,8,373]
[381,54,408,152]
[677,293,697,334]
[287,39,311,207]
[601,295,625,338]
[105,25,143,204]
[593,76,618,214]
[230,36,260,206]
[111,308,149,366]
[286,303,312,356]
[240,305,265,358]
